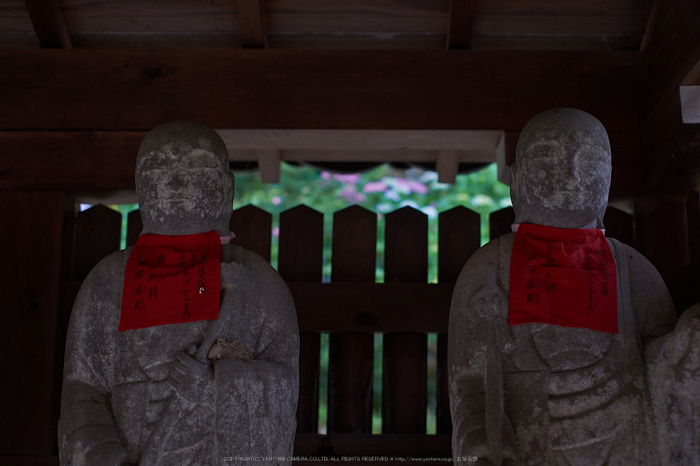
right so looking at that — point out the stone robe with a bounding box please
[449,233,677,465]
[58,244,299,466]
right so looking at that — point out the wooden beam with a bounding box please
[0,50,638,132]
[0,130,645,195]
[23,0,72,49]
[257,149,281,183]
[447,0,474,50]
[237,0,267,49]
[639,0,700,123]
[290,282,453,334]
[436,150,458,183]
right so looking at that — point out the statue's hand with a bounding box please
[674,305,700,397]
[167,351,215,403]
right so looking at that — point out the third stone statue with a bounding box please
[448,108,700,465]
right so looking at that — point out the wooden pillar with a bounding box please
[634,192,690,280]
[0,191,74,457]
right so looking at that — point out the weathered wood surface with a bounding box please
[229,204,273,262]
[238,0,267,48]
[328,206,376,433]
[0,50,638,132]
[437,206,480,433]
[279,205,324,433]
[23,0,71,49]
[0,191,72,456]
[448,0,474,50]
[382,207,428,433]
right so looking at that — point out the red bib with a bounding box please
[509,223,618,333]
[119,231,221,331]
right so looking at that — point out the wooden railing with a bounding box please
[59,203,639,465]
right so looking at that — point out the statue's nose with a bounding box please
[568,157,580,181]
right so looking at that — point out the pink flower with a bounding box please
[333,173,361,185]
[340,187,366,203]
[363,181,388,193]
[272,196,282,206]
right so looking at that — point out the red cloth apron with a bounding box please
[119,231,221,331]
[509,223,618,333]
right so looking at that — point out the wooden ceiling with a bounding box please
[4,0,656,52]
[1,0,699,196]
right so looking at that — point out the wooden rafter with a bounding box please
[447,0,474,50]
[237,0,267,49]
[640,0,677,52]
[23,0,71,49]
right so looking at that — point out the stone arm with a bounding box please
[212,248,299,464]
[622,242,700,464]
[58,252,132,466]
[448,239,518,465]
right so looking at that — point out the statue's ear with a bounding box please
[510,162,521,220]
[227,170,235,206]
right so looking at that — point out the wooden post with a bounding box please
[328,206,376,433]
[635,193,690,280]
[0,191,73,457]
[279,205,323,433]
[383,207,427,433]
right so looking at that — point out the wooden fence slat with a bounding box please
[489,206,515,240]
[383,207,427,434]
[126,209,142,247]
[437,206,480,434]
[438,206,480,282]
[328,206,376,433]
[73,204,122,281]
[230,205,273,262]
[280,205,324,434]
[603,206,634,247]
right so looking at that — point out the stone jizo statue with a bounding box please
[58,121,299,465]
[448,108,700,464]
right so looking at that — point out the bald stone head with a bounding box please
[135,121,234,236]
[511,108,612,229]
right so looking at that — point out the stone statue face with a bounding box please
[136,121,234,236]
[511,108,611,229]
